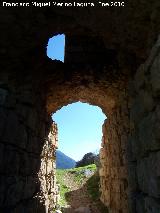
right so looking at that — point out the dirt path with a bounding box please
[61,173,102,213]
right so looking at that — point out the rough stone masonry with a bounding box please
[0,0,160,212]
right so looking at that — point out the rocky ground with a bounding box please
[61,172,101,213]
[56,165,108,213]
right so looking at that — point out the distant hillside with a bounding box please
[56,150,76,169]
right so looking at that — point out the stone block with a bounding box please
[101,136,105,147]
[0,88,8,106]
[13,196,46,213]
[134,64,146,92]
[23,176,39,199]
[155,153,160,178]
[3,111,27,149]
[110,167,118,179]
[137,152,160,198]
[0,107,7,138]
[139,89,155,113]
[138,112,160,156]
[130,96,145,124]
[127,136,134,162]
[0,176,5,205]
[111,192,121,210]
[155,105,160,120]
[4,147,20,175]
[99,168,105,176]
[128,192,136,213]
[148,176,160,198]
[19,89,34,105]
[119,166,128,179]
[5,177,24,206]
[19,153,40,176]
[121,134,128,151]
[137,158,149,194]
[27,134,43,154]
[136,194,145,213]
[147,152,160,198]
[145,196,160,212]
[120,178,128,193]
[120,194,129,212]
[16,103,30,120]
[128,163,138,192]
[17,124,28,149]
[154,120,160,140]
[112,180,121,193]
[27,108,38,131]
[0,143,4,172]
[150,54,160,96]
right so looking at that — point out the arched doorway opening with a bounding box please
[53,102,106,211]
[53,102,106,162]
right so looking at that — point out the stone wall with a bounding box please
[128,36,160,212]
[99,89,130,213]
[1,2,160,211]
[1,39,160,212]
[99,36,160,213]
[38,122,59,213]
[0,74,53,212]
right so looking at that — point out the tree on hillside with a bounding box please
[76,152,99,167]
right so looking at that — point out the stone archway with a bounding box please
[41,52,130,213]
[1,34,160,213]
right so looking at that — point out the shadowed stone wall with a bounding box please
[0,73,59,212]
[128,36,160,213]
[0,73,52,212]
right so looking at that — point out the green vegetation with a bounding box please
[85,167,108,212]
[56,164,97,206]
[68,163,100,200]
[56,164,108,212]
[68,164,96,184]
[86,173,100,200]
[56,169,70,206]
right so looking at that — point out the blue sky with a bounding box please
[47,34,106,161]
[52,102,106,161]
[47,34,65,61]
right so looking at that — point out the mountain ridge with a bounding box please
[56,150,76,169]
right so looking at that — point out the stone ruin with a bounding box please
[38,122,59,212]
[0,1,160,212]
